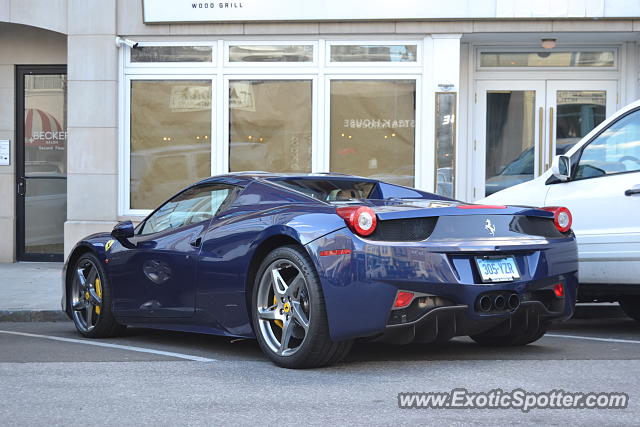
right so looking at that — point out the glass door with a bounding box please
[545,80,617,172]
[16,66,67,261]
[475,81,546,198]
[475,80,617,199]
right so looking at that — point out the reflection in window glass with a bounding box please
[141,185,231,235]
[24,74,67,176]
[229,45,313,62]
[435,93,456,198]
[331,44,418,62]
[331,45,417,62]
[480,51,614,67]
[131,46,212,62]
[229,80,312,173]
[576,109,640,179]
[556,91,606,151]
[485,91,535,196]
[25,178,66,254]
[130,80,212,209]
[330,80,416,187]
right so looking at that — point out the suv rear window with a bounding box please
[270,178,376,202]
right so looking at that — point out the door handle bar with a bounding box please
[547,107,554,171]
[538,107,544,176]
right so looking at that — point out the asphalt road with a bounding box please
[1,317,639,426]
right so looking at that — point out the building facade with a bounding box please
[1,0,639,262]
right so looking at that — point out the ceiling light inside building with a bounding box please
[541,38,556,49]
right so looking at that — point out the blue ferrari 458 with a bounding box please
[62,173,578,368]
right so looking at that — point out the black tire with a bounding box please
[470,320,549,347]
[251,245,352,368]
[619,297,640,322]
[68,252,126,338]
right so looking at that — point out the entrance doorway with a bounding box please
[16,66,67,261]
[474,79,617,199]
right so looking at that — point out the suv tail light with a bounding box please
[541,206,572,233]
[336,206,377,237]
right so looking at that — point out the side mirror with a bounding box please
[550,155,571,182]
[111,220,135,240]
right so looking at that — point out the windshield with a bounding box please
[270,178,376,202]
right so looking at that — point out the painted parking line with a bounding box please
[0,330,217,362]
[546,333,640,345]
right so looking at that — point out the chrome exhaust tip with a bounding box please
[479,295,492,312]
[494,294,506,310]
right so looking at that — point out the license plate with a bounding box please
[475,256,520,283]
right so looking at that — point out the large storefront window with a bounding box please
[229,80,312,173]
[123,40,430,215]
[130,80,212,209]
[329,80,416,187]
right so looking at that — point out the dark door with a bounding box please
[16,66,67,261]
[109,183,237,318]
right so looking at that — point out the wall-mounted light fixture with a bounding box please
[541,38,556,49]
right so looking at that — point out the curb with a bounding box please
[0,310,69,322]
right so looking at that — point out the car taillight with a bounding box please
[393,291,415,308]
[553,283,565,298]
[336,206,377,237]
[541,206,572,233]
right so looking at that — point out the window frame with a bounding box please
[477,47,618,71]
[123,74,216,216]
[325,40,422,67]
[223,74,318,175]
[126,41,217,69]
[323,74,423,188]
[224,40,318,67]
[570,107,640,182]
[119,38,429,218]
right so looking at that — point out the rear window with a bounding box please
[270,178,376,202]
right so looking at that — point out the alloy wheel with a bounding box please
[256,259,311,356]
[71,258,103,333]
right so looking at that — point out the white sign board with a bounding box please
[142,0,640,23]
[0,140,9,166]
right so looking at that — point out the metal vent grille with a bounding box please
[367,217,437,242]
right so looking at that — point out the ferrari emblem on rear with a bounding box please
[484,219,496,236]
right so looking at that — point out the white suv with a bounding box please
[481,100,640,321]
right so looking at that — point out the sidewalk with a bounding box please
[0,262,68,321]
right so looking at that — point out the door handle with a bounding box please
[189,237,202,248]
[538,107,543,176]
[546,107,554,171]
[625,187,640,196]
[17,178,25,197]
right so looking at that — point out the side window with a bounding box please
[139,185,233,235]
[575,109,640,179]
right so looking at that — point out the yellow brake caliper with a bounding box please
[273,295,282,328]
[95,277,102,315]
